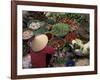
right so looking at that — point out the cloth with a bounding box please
[30,46,55,68]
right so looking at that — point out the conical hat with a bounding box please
[31,34,48,52]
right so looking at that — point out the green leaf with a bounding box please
[51,23,71,37]
[34,27,48,35]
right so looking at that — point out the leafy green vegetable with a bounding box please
[47,12,88,24]
[46,18,56,25]
[51,23,70,37]
[55,58,66,64]
[34,27,48,35]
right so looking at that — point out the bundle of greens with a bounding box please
[50,23,71,37]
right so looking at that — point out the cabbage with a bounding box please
[51,23,70,37]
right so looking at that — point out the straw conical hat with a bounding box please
[31,34,48,52]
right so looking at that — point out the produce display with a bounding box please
[22,11,90,68]
[50,23,70,37]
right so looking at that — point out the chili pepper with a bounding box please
[64,31,77,42]
[59,17,79,31]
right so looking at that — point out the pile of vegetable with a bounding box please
[23,11,90,67]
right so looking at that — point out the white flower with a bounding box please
[29,22,40,30]
[72,39,83,47]
[82,42,89,55]
[72,39,90,55]
[75,49,81,52]
[22,30,33,40]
